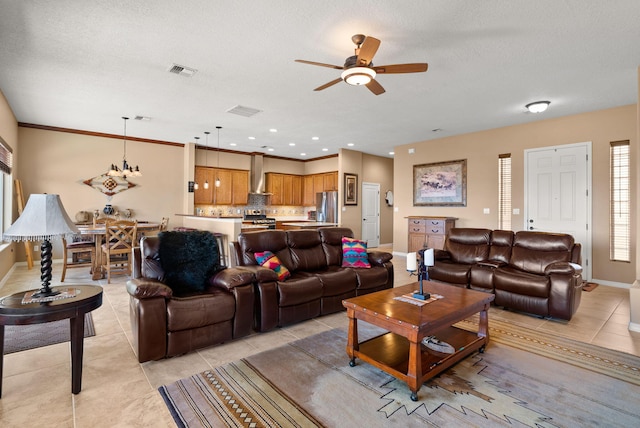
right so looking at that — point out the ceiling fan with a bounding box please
[295,34,428,95]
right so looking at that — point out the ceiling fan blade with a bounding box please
[356,36,381,66]
[295,59,343,70]
[314,78,343,91]
[365,78,385,95]
[373,63,428,74]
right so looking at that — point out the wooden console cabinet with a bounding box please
[407,216,457,251]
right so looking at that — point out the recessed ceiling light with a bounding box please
[230,143,237,146]
[322,148,328,152]
[289,142,296,146]
[248,136,255,140]
[300,153,306,156]
[267,148,274,152]
[389,151,395,155]
[526,101,550,113]
[347,143,354,147]
[312,136,319,140]
[269,128,277,133]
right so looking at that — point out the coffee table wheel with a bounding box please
[479,345,486,354]
[349,358,356,367]
[410,391,419,402]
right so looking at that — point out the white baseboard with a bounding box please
[629,322,640,333]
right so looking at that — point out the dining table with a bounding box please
[76,222,161,280]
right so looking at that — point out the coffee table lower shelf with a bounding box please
[349,326,486,400]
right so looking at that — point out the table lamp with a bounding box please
[3,194,79,298]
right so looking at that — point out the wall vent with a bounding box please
[226,105,262,117]
[168,64,197,77]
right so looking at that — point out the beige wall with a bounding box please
[0,89,18,278]
[17,127,185,258]
[394,104,637,285]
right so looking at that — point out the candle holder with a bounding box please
[413,248,434,300]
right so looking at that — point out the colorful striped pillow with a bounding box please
[341,237,371,268]
[254,251,291,281]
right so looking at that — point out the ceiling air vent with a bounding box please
[226,105,262,118]
[134,115,151,121]
[168,64,197,77]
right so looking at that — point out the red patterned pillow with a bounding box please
[254,251,291,281]
[341,237,371,268]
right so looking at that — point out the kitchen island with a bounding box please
[175,215,244,265]
[280,222,340,230]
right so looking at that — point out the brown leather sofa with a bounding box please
[126,235,255,363]
[230,227,394,332]
[428,228,583,320]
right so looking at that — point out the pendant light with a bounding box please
[108,117,142,178]
[193,136,200,190]
[215,126,222,187]
[204,131,210,189]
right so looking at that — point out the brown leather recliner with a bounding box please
[429,228,582,320]
[126,236,255,363]
[230,227,393,332]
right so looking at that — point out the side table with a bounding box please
[0,285,103,398]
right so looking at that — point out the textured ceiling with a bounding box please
[0,1,639,160]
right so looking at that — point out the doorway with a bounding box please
[361,182,380,248]
[524,142,592,279]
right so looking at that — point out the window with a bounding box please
[610,141,630,262]
[0,136,13,236]
[498,153,511,230]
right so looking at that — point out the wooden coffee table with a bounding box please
[343,282,494,401]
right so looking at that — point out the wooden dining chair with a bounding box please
[160,217,170,231]
[60,236,95,282]
[101,219,138,283]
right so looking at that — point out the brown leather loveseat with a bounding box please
[126,233,256,363]
[428,228,583,320]
[230,227,394,332]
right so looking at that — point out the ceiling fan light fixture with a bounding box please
[526,101,550,113]
[341,67,376,85]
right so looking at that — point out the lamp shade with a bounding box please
[3,194,79,242]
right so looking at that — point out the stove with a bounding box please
[244,209,276,229]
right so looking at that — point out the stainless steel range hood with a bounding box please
[249,154,272,195]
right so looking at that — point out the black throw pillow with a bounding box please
[158,230,222,294]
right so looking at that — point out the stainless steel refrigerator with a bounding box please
[316,191,338,223]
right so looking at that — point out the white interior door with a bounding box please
[361,182,380,248]
[525,142,592,279]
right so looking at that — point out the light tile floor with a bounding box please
[0,248,638,427]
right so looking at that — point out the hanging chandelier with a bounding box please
[108,116,142,178]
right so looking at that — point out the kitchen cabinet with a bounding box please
[303,175,315,206]
[302,172,338,206]
[291,175,302,205]
[194,167,214,204]
[195,166,249,206]
[266,173,284,205]
[323,172,338,191]
[213,169,232,204]
[407,216,457,252]
[231,170,249,205]
[268,171,337,206]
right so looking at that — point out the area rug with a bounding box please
[582,282,599,292]
[3,313,95,354]
[159,325,640,427]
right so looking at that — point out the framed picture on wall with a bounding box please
[344,173,358,205]
[413,159,467,206]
